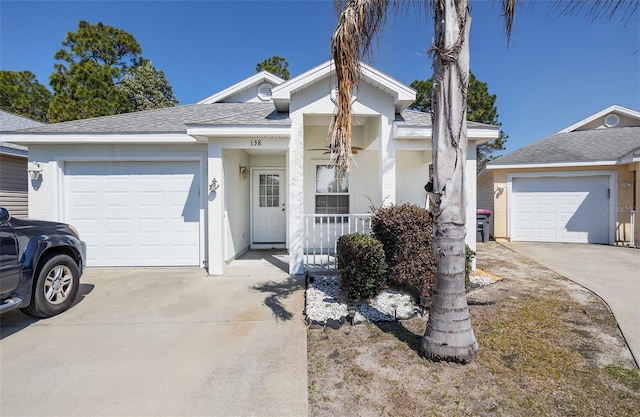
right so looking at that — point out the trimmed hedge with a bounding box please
[337,233,388,300]
[371,203,437,297]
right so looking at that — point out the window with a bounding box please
[259,174,279,207]
[315,165,349,221]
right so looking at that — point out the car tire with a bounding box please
[21,254,80,318]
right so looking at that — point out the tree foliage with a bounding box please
[0,71,52,123]
[256,55,290,80]
[410,72,508,167]
[118,59,178,111]
[48,21,178,121]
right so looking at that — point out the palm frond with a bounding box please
[331,0,389,174]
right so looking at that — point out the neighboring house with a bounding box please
[478,105,640,248]
[0,61,499,275]
[0,110,43,217]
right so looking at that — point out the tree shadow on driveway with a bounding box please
[252,276,305,322]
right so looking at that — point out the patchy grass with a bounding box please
[307,242,639,417]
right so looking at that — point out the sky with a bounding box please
[0,0,638,155]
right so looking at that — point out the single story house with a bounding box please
[0,110,44,217]
[478,105,639,248]
[1,60,499,275]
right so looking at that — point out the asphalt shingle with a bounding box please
[489,126,640,165]
[9,103,291,135]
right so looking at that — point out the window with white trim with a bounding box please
[315,165,349,222]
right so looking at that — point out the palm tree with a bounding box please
[330,0,638,363]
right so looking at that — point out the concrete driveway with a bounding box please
[501,242,640,366]
[0,251,308,416]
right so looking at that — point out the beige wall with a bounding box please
[488,164,637,245]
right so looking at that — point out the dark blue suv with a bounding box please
[0,207,86,318]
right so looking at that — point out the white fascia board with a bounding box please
[272,61,332,99]
[197,72,285,104]
[559,105,640,133]
[0,143,27,157]
[619,155,640,164]
[0,133,200,144]
[272,60,417,112]
[394,125,499,142]
[187,124,291,138]
[487,160,620,170]
[359,62,416,109]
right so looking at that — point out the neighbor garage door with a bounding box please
[65,161,200,266]
[511,175,610,244]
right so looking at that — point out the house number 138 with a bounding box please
[251,139,262,147]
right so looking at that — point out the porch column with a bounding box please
[207,141,225,275]
[288,115,304,275]
[380,114,396,204]
[465,141,477,268]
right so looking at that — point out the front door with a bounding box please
[251,169,286,248]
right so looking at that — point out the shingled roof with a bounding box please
[9,102,291,135]
[489,126,640,166]
[0,110,44,132]
[395,109,496,130]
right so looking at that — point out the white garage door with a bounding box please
[65,161,200,266]
[511,175,610,244]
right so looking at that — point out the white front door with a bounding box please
[251,169,286,248]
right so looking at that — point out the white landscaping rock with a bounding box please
[305,272,499,326]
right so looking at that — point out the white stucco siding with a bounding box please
[27,143,207,266]
[287,113,305,275]
[27,143,207,222]
[465,142,478,262]
[223,149,250,262]
[396,150,430,206]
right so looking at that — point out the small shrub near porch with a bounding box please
[371,203,437,297]
[336,233,387,300]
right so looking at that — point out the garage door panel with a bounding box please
[65,161,200,267]
[512,176,609,244]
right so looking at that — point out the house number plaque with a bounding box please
[250,139,262,147]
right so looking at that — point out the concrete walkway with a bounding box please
[501,242,640,366]
[0,251,308,416]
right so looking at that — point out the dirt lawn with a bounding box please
[307,242,640,417]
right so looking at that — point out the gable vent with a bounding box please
[257,83,272,101]
[604,114,620,127]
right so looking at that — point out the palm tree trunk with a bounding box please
[421,0,478,364]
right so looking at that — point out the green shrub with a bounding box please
[371,203,437,297]
[337,233,388,300]
[465,244,475,291]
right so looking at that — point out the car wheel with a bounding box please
[21,254,80,318]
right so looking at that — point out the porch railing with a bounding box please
[303,214,372,273]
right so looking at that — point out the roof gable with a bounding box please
[271,60,416,112]
[559,105,640,133]
[197,71,285,104]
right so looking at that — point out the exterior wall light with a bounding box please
[209,178,220,192]
[27,162,43,180]
[621,181,632,189]
[239,165,249,180]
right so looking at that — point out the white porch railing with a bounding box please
[303,214,372,273]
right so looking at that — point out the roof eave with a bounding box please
[0,133,201,144]
[394,125,500,142]
[487,160,623,170]
[186,124,291,138]
[198,72,286,104]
